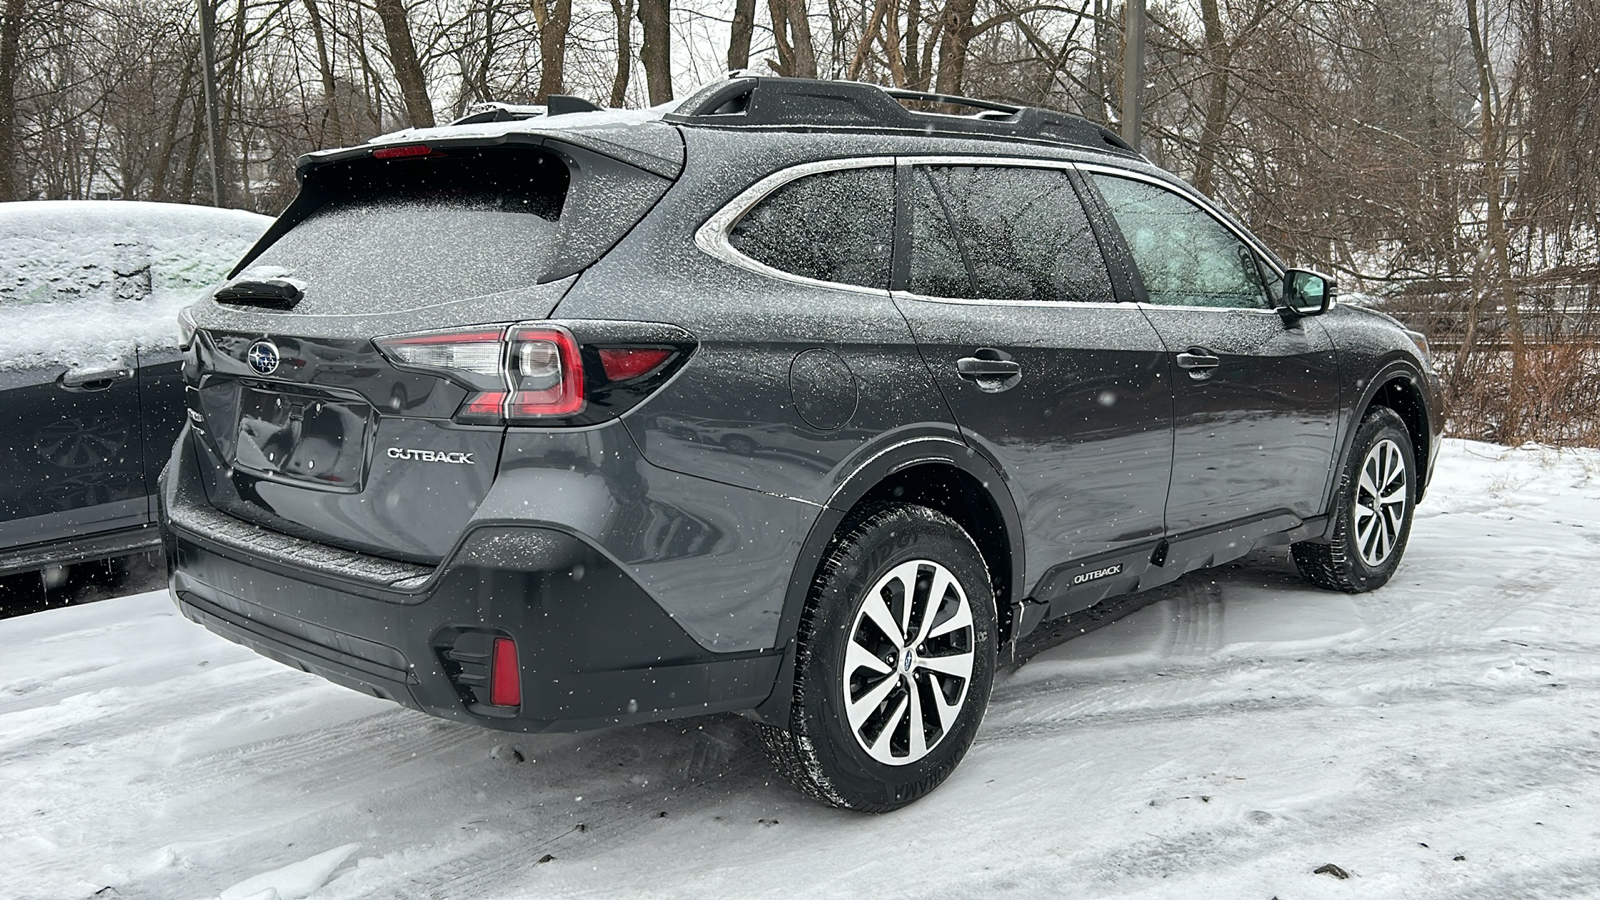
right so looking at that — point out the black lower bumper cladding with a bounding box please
[163,438,780,733]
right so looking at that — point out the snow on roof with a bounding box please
[0,201,272,371]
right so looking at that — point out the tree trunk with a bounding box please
[638,0,671,104]
[1465,0,1525,440]
[150,56,195,201]
[609,0,633,106]
[531,0,571,102]
[0,0,26,202]
[767,0,817,78]
[933,0,976,95]
[1193,0,1230,194]
[302,0,342,145]
[728,0,755,70]
[846,0,891,80]
[374,0,434,128]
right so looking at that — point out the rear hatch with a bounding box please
[184,125,679,564]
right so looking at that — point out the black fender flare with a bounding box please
[750,427,1023,726]
[1315,355,1436,540]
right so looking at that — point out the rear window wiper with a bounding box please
[214,279,304,310]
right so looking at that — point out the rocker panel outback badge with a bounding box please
[163,74,1443,814]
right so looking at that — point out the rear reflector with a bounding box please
[489,637,520,707]
[598,347,672,381]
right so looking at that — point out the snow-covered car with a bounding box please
[0,201,270,577]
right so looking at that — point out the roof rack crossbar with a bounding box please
[878,87,1022,115]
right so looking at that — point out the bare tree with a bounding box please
[374,0,435,127]
[638,0,671,103]
[531,0,571,100]
[729,0,756,70]
[0,0,26,201]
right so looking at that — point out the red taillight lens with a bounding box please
[489,637,520,707]
[506,325,584,418]
[598,347,672,381]
[373,144,435,160]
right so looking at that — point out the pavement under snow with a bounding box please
[4,438,1598,900]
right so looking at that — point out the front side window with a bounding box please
[1091,174,1272,309]
[728,166,893,289]
[910,165,1113,303]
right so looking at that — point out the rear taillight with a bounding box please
[375,321,692,426]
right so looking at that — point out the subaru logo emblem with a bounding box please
[247,340,280,376]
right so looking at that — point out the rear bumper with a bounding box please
[162,431,781,733]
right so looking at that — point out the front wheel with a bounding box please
[1293,406,1416,592]
[759,504,996,812]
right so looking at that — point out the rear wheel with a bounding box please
[760,504,996,811]
[1293,406,1415,592]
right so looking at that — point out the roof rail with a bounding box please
[451,95,603,126]
[664,76,1138,157]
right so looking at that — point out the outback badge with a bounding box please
[387,447,475,465]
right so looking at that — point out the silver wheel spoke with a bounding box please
[846,640,892,677]
[847,671,901,733]
[905,675,927,760]
[912,566,952,642]
[868,694,909,757]
[859,588,905,651]
[916,652,973,680]
[926,598,973,641]
[927,673,963,733]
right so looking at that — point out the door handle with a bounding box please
[59,363,135,392]
[956,357,1022,378]
[1174,350,1220,370]
[956,349,1022,393]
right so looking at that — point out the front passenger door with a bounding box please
[892,162,1173,615]
[1084,170,1340,541]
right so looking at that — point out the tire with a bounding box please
[759,504,996,812]
[1293,406,1415,592]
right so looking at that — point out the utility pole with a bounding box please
[198,0,226,206]
[1120,0,1145,152]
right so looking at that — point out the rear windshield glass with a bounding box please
[241,148,569,314]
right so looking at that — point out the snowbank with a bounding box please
[0,201,271,370]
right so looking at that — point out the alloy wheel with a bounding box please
[842,559,976,766]
[1353,438,1408,567]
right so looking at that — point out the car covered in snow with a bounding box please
[0,201,270,578]
[161,76,1443,811]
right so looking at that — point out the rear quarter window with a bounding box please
[727,166,894,290]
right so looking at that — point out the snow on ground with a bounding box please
[4,439,1599,900]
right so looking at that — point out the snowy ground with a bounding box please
[5,438,1599,900]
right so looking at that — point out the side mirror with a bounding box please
[1281,269,1335,320]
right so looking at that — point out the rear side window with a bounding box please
[910,165,1112,303]
[728,166,893,289]
[242,148,570,314]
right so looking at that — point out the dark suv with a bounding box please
[162,76,1442,811]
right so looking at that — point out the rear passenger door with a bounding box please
[1082,169,1340,545]
[891,161,1173,616]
